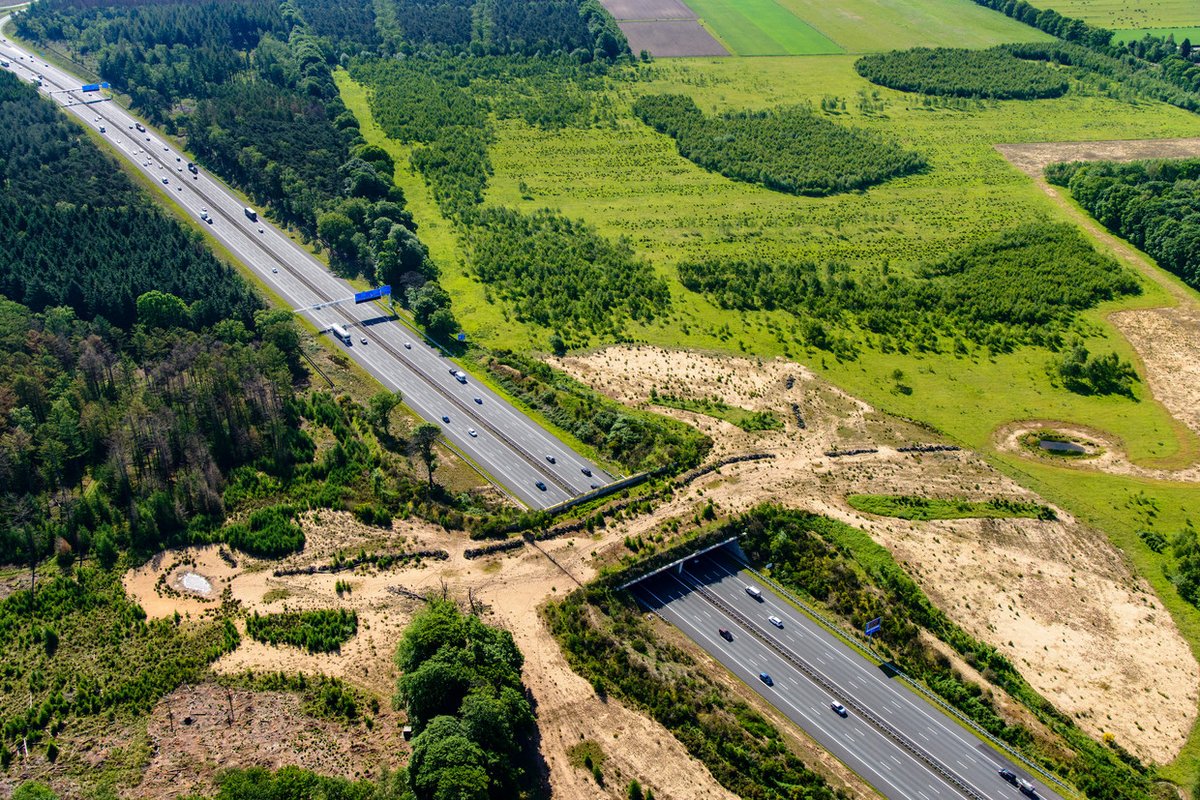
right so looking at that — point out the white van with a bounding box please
[745,586,763,600]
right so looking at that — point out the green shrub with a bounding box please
[224,505,305,557]
[246,609,358,653]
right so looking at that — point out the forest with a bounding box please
[633,94,927,196]
[1047,158,1200,292]
[677,223,1140,359]
[854,47,1069,99]
[0,72,258,327]
[394,601,538,800]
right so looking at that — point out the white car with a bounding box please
[404,342,412,349]
[768,616,784,629]
[360,337,368,345]
[271,267,278,273]
[468,428,477,437]
[161,177,168,184]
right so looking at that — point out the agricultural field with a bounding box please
[1113,25,1200,43]
[771,0,1053,52]
[1039,0,1200,30]
[672,0,841,55]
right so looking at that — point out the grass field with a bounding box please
[1113,25,1200,43]
[1038,0,1200,29]
[679,0,842,55]
[772,0,1053,52]
[846,493,1053,520]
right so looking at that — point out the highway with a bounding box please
[635,551,1067,800]
[0,25,614,509]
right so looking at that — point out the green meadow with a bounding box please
[1037,0,1200,29]
[677,0,842,55]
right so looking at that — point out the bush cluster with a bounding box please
[246,609,359,653]
[633,93,926,196]
[854,47,1069,99]
[395,601,536,799]
[224,505,306,558]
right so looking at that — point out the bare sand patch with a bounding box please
[995,421,1200,483]
[552,345,1199,763]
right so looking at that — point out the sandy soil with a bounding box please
[995,139,1200,455]
[551,345,1198,764]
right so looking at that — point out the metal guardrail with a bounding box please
[683,577,987,800]
[735,560,1077,798]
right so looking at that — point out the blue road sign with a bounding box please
[81,83,101,93]
[353,285,391,304]
[865,617,882,637]
[457,333,467,342]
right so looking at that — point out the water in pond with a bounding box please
[180,571,213,594]
[1038,439,1087,454]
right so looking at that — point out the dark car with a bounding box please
[535,481,547,491]
[719,628,733,642]
[581,467,592,476]
[758,672,773,686]
[830,702,848,717]
[441,415,450,423]
[546,455,556,464]
[998,768,1018,785]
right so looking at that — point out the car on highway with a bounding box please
[474,396,483,404]
[99,126,105,133]
[404,342,412,349]
[535,481,547,491]
[441,415,450,423]
[468,428,477,437]
[546,455,556,464]
[718,628,733,642]
[581,467,592,476]
[1018,779,1040,798]
[360,337,367,345]
[999,768,1017,784]
[758,672,773,686]
[768,616,783,628]
[745,585,763,600]
[830,702,848,717]
[161,177,168,184]
[271,267,278,273]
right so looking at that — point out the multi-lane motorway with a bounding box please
[635,551,1066,800]
[0,25,612,508]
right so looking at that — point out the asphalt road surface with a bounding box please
[0,27,613,508]
[635,551,1067,800]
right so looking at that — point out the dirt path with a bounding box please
[995,139,1200,460]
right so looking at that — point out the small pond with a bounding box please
[179,571,213,594]
[1038,439,1088,454]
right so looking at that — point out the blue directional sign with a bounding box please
[353,285,391,304]
[81,83,101,93]
[864,617,882,637]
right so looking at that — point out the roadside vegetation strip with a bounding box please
[680,577,988,800]
[845,494,1056,521]
[634,93,926,196]
[854,47,1069,99]
[546,585,843,800]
